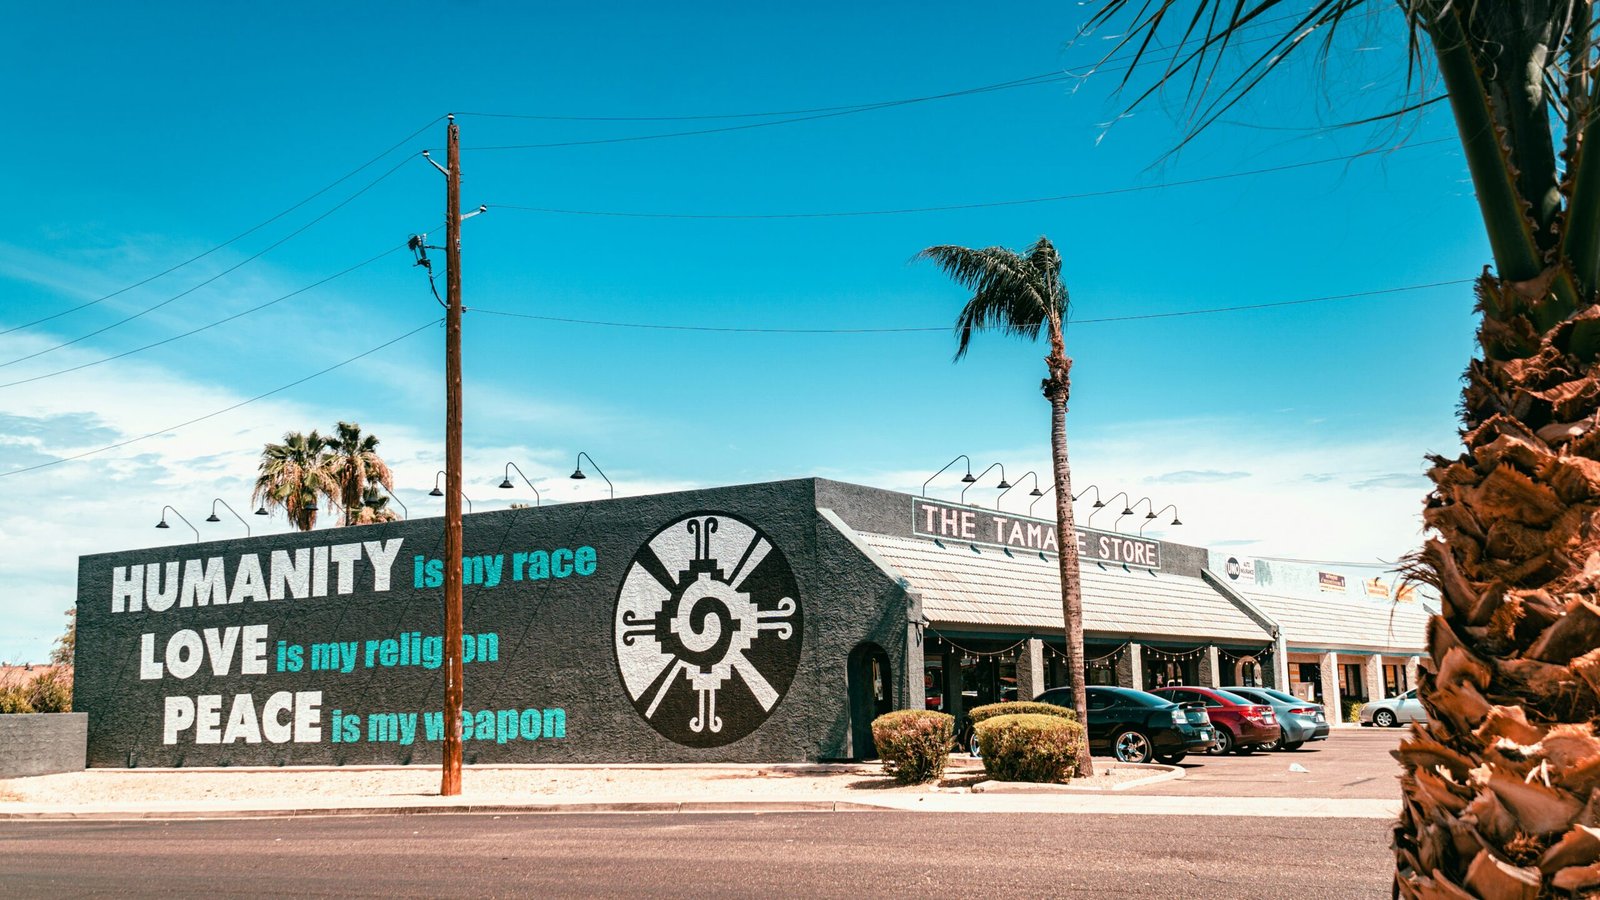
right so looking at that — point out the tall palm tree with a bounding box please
[252,430,335,532]
[326,421,394,526]
[919,236,1093,777]
[353,484,401,525]
[1088,2,1600,893]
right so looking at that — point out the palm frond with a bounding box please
[917,243,1058,359]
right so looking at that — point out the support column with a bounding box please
[1201,645,1221,687]
[1273,634,1290,692]
[1405,655,1421,692]
[1364,653,1385,702]
[1320,651,1342,718]
[1016,639,1045,701]
[1116,642,1142,689]
[943,645,963,725]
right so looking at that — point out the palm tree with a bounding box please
[326,421,395,526]
[252,430,335,532]
[1087,2,1600,893]
[919,236,1092,777]
[353,484,401,525]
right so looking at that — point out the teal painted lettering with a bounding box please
[378,639,399,666]
[551,548,573,578]
[544,708,566,738]
[574,546,596,576]
[520,709,541,740]
[424,559,443,588]
[525,551,549,580]
[512,552,528,581]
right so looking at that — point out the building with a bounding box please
[73,477,1427,767]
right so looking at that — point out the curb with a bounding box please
[0,799,891,822]
[971,762,1185,794]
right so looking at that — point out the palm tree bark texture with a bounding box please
[1078,1,1600,892]
[920,236,1093,777]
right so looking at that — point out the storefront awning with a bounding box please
[857,533,1272,643]
[1242,588,1429,654]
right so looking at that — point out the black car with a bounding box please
[1034,685,1215,764]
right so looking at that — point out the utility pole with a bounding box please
[440,114,464,796]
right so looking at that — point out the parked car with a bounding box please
[1224,685,1329,750]
[1034,685,1214,765]
[1360,689,1428,727]
[1153,686,1281,755]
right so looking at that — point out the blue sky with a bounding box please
[1,3,1484,658]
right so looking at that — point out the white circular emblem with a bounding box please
[613,513,803,747]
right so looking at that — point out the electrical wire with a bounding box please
[0,318,441,480]
[0,116,443,338]
[0,243,409,390]
[469,278,1470,334]
[490,138,1453,220]
[0,155,420,371]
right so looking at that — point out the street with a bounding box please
[0,811,1390,898]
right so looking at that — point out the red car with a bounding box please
[1153,686,1280,755]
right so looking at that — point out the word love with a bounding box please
[140,625,269,680]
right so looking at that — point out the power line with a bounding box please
[452,11,1310,125]
[0,243,409,390]
[491,138,1453,220]
[0,154,418,371]
[0,318,441,480]
[0,116,442,338]
[470,278,1471,334]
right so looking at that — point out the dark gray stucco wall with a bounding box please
[75,479,908,767]
[0,713,87,777]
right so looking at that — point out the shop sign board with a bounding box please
[1318,571,1348,593]
[1364,577,1390,600]
[1224,555,1256,584]
[910,496,1161,568]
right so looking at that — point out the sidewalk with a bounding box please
[0,758,1401,821]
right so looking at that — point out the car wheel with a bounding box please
[1374,710,1397,728]
[1155,752,1186,765]
[1282,741,1304,751]
[968,732,981,756]
[1112,729,1154,764]
[1206,728,1233,755]
[1235,742,1256,755]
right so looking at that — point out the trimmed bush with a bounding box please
[26,669,71,713]
[872,709,954,784]
[975,713,1087,783]
[968,701,1076,726]
[0,683,33,714]
[1343,700,1365,724]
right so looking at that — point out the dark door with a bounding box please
[848,643,894,760]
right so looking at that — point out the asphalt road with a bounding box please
[1154,726,1404,799]
[0,811,1391,898]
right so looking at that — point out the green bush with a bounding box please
[0,683,34,714]
[968,701,1076,725]
[975,713,1087,783]
[26,669,71,713]
[872,710,954,784]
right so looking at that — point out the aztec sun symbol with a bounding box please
[613,513,803,747]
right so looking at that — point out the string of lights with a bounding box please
[926,630,1028,659]
[1143,644,1208,662]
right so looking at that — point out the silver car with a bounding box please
[1359,688,1428,727]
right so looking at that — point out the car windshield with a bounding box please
[1254,688,1302,704]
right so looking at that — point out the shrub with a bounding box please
[26,668,72,713]
[975,713,1087,783]
[1343,700,1365,724]
[0,683,33,714]
[872,709,954,784]
[968,701,1076,726]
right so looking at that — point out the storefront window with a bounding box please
[1144,656,1197,690]
[1383,664,1402,697]
[1296,662,1321,702]
[923,652,945,711]
[1340,663,1366,701]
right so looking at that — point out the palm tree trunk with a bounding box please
[1394,270,1600,896]
[1044,324,1092,776]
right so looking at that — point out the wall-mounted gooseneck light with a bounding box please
[1087,491,1132,529]
[204,498,250,537]
[430,470,471,512]
[996,471,1043,511]
[499,461,542,506]
[921,454,977,497]
[1028,482,1057,517]
[570,452,613,499]
[370,481,408,520]
[960,463,1010,506]
[155,505,199,543]
[1116,496,1155,534]
[1140,504,1182,535]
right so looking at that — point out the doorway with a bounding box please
[848,642,894,760]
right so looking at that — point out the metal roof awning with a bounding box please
[857,532,1272,643]
[1242,588,1429,655]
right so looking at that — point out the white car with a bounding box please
[1359,689,1428,727]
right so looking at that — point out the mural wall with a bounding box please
[74,481,907,767]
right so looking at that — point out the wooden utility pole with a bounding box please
[441,115,464,797]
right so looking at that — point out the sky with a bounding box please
[0,2,1486,660]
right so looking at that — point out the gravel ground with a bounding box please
[0,758,1155,807]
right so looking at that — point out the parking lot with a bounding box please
[1144,725,1404,799]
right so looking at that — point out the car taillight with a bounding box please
[1290,707,1314,716]
[1172,709,1185,726]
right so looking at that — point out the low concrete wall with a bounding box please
[0,713,87,778]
